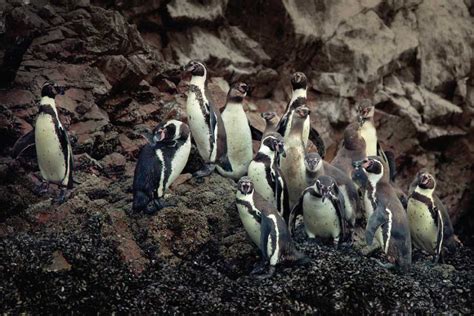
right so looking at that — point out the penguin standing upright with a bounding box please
[247,132,290,221]
[305,152,358,227]
[261,112,279,137]
[280,102,310,209]
[184,60,231,179]
[34,81,73,204]
[352,157,412,271]
[216,82,253,180]
[277,72,325,157]
[132,120,191,214]
[235,177,308,279]
[331,123,367,178]
[407,171,457,263]
[289,175,349,248]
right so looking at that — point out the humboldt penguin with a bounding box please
[407,171,457,263]
[216,82,253,180]
[235,177,308,279]
[261,111,279,137]
[34,81,73,204]
[280,102,312,209]
[276,72,325,157]
[352,157,412,271]
[305,152,358,226]
[289,175,349,248]
[132,120,191,214]
[247,132,290,221]
[184,60,231,180]
[331,122,367,179]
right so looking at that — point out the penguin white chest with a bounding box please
[407,199,438,253]
[360,123,377,156]
[237,205,261,248]
[186,92,214,161]
[35,113,67,184]
[248,161,274,204]
[303,194,340,238]
[284,115,310,148]
[219,106,253,178]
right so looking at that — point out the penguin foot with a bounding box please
[52,189,69,205]
[192,163,215,180]
[371,258,396,270]
[250,261,267,275]
[144,198,175,215]
[35,182,49,195]
[253,266,276,280]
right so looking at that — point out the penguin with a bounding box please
[215,82,253,180]
[132,120,191,214]
[247,132,290,221]
[352,157,412,271]
[280,102,310,209]
[355,99,396,181]
[289,175,349,248]
[261,111,279,137]
[276,72,325,157]
[305,152,358,227]
[34,81,73,204]
[331,122,367,179]
[407,171,457,263]
[184,60,232,180]
[235,177,308,279]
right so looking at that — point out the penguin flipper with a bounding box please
[333,185,347,241]
[260,214,274,262]
[309,127,326,159]
[275,169,290,223]
[276,111,289,136]
[12,129,36,159]
[288,189,309,235]
[249,122,263,141]
[365,203,389,246]
[383,149,397,182]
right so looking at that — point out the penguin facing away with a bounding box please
[236,177,308,279]
[277,72,325,158]
[352,157,412,271]
[34,81,73,204]
[407,171,457,263]
[289,175,349,248]
[247,132,290,222]
[184,60,232,180]
[132,120,191,214]
[216,82,253,180]
[305,152,359,225]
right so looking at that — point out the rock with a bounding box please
[416,0,473,92]
[101,153,126,176]
[312,72,357,97]
[167,0,228,22]
[44,250,72,272]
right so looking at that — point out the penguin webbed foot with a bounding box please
[35,181,50,196]
[252,265,276,280]
[371,258,396,270]
[192,163,215,181]
[52,188,69,205]
[144,198,175,215]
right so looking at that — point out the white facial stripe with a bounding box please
[290,88,306,104]
[414,186,435,197]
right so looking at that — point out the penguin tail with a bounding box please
[132,191,150,212]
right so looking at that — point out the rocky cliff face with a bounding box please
[0,0,473,313]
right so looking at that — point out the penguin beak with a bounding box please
[142,131,155,145]
[321,188,329,202]
[157,128,166,141]
[352,160,362,169]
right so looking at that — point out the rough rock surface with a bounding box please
[0,0,473,313]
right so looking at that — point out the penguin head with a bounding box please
[304,152,322,173]
[41,81,65,98]
[295,105,310,119]
[261,111,278,125]
[416,171,436,191]
[263,133,285,157]
[290,72,307,90]
[314,176,337,202]
[357,99,374,125]
[227,82,249,103]
[352,156,383,185]
[153,120,187,143]
[184,60,206,77]
[237,177,254,195]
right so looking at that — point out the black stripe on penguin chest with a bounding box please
[254,153,275,190]
[155,141,183,196]
[236,199,261,223]
[411,192,438,225]
[189,84,216,155]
